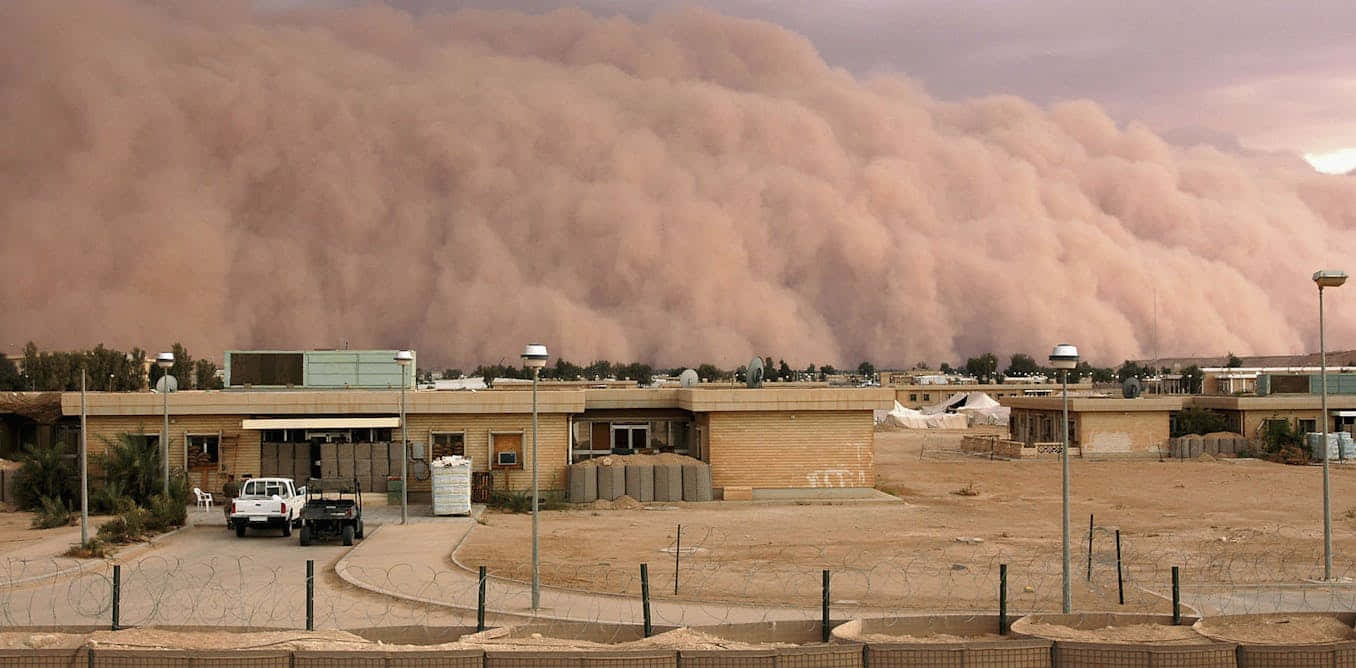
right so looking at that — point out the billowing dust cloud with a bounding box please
[3,0,1355,368]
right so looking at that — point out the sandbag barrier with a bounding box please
[567,460,712,503]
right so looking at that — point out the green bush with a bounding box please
[30,496,71,529]
[64,539,107,559]
[488,490,565,513]
[91,481,136,515]
[95,433,162,507]
[15,443,74,510]
[147,493,186,532]
[97,508,150,544]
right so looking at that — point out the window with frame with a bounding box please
[431,432,465,458]
[1298,419,1317,435]
[491,432,524,469]
[187,434,220,468]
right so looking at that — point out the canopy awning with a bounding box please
[240,417,401,430]
[1333,411,1356,418]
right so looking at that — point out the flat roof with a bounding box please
[60,387,893,417]
[1002,396,1185,412]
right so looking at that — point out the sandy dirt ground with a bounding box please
[456,428,1356,614]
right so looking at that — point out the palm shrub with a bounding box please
[95,433,162,506]
[15,443,74,510]
[91,480,135,515]
[30,495,71,529]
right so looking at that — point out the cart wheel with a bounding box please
[235,523,247,538]
[355,519,364,540]
[299,526,311,546]
[342,524,355,546]
[282,520,292,537]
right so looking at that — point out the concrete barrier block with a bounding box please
[654,464,683,501]
[597,465,625,501]
[568,464,598,503]
[625,465,655,502]
[682,464,713,502]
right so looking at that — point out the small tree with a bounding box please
[857,361,876,379]
[1004,353,1040,378]
[1226,353,1243,368]
[778,360,792,381]
[15,442,75,510]
[1171,408,1232,437]
[96,433,164,507]
[1181,365,1204,394]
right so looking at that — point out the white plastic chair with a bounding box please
[193,487,213,512]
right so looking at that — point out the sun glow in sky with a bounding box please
[1305,148,1356,174]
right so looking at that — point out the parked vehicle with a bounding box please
[299,477,364,546]
[229,477,305,538]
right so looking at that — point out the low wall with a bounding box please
[834,615,1051,668]
[960,437,1072,459]
[1167,435,1262,458]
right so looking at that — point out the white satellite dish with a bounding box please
[155,375,178,393]
[747,357,765,388]
[679,369,699,387]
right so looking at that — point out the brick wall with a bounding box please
[704,411,874,489]
[402,414,570,492]
[1079,411,1169,454]
[85,415,260,497]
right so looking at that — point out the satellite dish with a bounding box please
[155,375,178,393]
[679,369,699,388]
[1122,377,1142,399]
[747,357,764,388]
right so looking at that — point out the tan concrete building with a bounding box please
[60,387,891,500]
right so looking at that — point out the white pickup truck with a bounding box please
[229,477,306,538]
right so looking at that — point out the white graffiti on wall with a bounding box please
[805,469,865,488]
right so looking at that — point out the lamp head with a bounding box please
[155,352,174,369]
[1314,270,1348,289]
[1048,343,1079,370]
[394,350,414,366]
[521,343,549,369]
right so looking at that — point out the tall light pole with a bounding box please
[1315,270,1347,581]
[1049,343,1079,613]
[395,350,414,525]
[522,343,549,611]
[80,369,88,547]
[156,352,174,497]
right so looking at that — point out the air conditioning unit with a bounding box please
[497,451,518,466]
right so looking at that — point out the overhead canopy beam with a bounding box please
[240,417,401,430]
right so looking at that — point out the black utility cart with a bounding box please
[299,476,365,546]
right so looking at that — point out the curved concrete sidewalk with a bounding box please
[335,519,822,626]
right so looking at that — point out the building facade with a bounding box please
[60,387,891,500]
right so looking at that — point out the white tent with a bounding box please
[876,401,968,429]
[919,392,1010,427]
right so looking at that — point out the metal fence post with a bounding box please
[1086,514,1094,581]
[306,559,314,631]
[478,566,487,632]
[674,524,681,595]
[999,563,1008,635]
[111,564,120,631]
[821,570,831,643]
[640,563,652,638]
[1115,530,1124,605]
[1171,566,1181,625]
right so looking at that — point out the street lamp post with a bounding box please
[395,350,414,526]
[522,343,549,611]
[156,352,174,497]
[1315,270,1347,581]
[1049,343,1079,613]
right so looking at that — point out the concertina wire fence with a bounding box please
[0,520,1351,631]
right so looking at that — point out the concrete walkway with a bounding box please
[336,518,823,626]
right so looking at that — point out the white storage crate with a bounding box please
[431,456,472,516]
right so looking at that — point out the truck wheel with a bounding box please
[235,523,247,538]
[342,524,355,546]
[299,526,311,546]
[355,519,364,539]
[282,520,292,537]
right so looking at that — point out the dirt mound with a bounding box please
[580,453,701,467]
[856,632,1002,643]
[88,629,369,651]
[1203,432,1244,439]
[1197,453,1217,462]
[623,628,793,650]
[1020,622,1210,644]
[0,632,85,649]
[588,495,644,510]
[1196,614,1354,645]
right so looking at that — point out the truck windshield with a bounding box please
[243,481,287,497]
